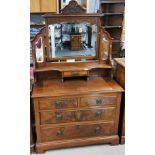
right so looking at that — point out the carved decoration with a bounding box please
[100,28,112,62]
[60,0,86,14]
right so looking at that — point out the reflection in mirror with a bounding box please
[100,34,109,61]
[35,37,44,63]
[48,22,97,58]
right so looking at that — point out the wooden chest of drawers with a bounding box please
[114,58,125,144]
[32,77,123,153]
[71,34,82,50]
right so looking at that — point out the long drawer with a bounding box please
[39,98,78,110]
[40,107,115,125]
[41,122,114,142]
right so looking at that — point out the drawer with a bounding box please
[40,110,76,125]
[41,122,114,142]
[63,71,88,77]
[77,107,115,122]
[80,95,116,107]
[39,98,78,110]
[40,107,115,125]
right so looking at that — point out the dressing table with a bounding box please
[31,0,124,153]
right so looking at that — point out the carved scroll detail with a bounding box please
[60,0,86,14]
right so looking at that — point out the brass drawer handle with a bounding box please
[96,99,102,105]
[95,126,101,134]
[95,110,102,117]
[55,113,63,120]
[55,101,63,108]
[56,130,63,136]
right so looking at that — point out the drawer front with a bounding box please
[40,111,76,125]
[41,122,114,142]
[63,71,88,77]
[80,95,116,107]
[78,107,115,122]
[39,98,78,110]
[40,107,115,125]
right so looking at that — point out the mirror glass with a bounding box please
[48,22,97,58]
[100,34,109,61]
[35,36,44,63]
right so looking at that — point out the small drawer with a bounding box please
[63,71,88,77]
[40,110,77,125]
[39,98,78,110]
[41,122,114,142]
[80,95,116,107]
[77,107,115,122]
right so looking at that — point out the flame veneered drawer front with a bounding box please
[40,110,76,125]
[77,107,115,122]
[40,107,116,125]
[80,95,117,107]
[39,98,78,110]
[41,122,114,142]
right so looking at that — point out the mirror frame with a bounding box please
[43,0,102,61]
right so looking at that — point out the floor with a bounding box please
[31,144,125,155]
[55,46,96,57]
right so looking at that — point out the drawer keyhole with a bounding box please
[56,130,63,136]
[55,113,63,120]
[95,110,102,117]
[95,126,101,134]
[55,101,63,108]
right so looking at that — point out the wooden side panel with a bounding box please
[30,0,40,12]
[40,0,57,12]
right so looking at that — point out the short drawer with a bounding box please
[79,95,116,107]
[77,107,115,122]
[40,110,76,125]
[39,98,78,110]
[41,122,114,142]
[63,71,88,77]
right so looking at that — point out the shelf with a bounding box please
[100,1,124,4]
[102,13,124,16]
[103,26,122,28]
[30,24,45,27]
[34,62,112,73]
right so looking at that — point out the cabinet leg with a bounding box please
[36,147,45,154]
[110,139,119,146]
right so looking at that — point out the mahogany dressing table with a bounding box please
[31,0,124,153]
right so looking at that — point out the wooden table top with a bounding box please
[32,77,124,98]
[114,58,125,68]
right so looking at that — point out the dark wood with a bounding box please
[30,85,35,153]
[31,1,124,153]
[114,58,125,144]
[60,0,86,14]
[70,34,82,50]
[100,0,125,58]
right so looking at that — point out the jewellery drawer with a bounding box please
[41,122,114,142]
[79,95,116,107]
[77,107,115,122]
[63,71,88,77]
[39,98,78,110]
[40,110,76,125]
[40,107,115,125]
